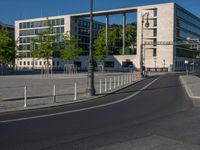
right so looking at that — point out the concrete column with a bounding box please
[106,15,109,50]
[122,13,126,55]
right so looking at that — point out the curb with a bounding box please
[0,78,144,115]
[179,76,200,107]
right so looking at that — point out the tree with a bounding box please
[58,34,83,61]
[93,23,137,59]
[0,26,15,67]
[94,28,107,62]
[31,25,59,73]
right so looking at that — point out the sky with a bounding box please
[0,0,200,25]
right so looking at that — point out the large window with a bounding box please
[176,8,200,28]
[19,18,64,29]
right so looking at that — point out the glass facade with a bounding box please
[77,18,104,55]
[17,18,65,58]
[19,27,64,36]
[19,18,64,29]
[176,7,200,58]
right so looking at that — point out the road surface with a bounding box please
[0,73,194,150]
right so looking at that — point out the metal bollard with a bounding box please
[124,74,126,85]
[118,76,120,87]
[74,82,77,100]
[121,75,123,85]
[24,86,27,107]
[126,73,129,84]
[114,76,116,89]
[105,78,107,92]
[132,73,134,82]
[109,78,112,90]
[53,84,56,103]
[99,79,102,94]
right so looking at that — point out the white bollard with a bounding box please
[109,78,112,90]
[99,79,102,94]
[74,82,77,100]
[114,76,116,89]
[118,76,120,87]
[105,78,107,92]
[127,74,129,84]
[121,75,123,85]
[53,84,56,103]
[24,86,27,107]
[132,73,134,82]
[124,74,126,85]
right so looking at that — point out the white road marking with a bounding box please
[0,77,159,124]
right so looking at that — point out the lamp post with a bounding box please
[86,0,96,96]
[140,12,150,77]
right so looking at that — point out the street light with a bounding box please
[140,12,150,77]
[86,0,96,96]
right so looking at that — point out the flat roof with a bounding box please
[15,2,200,22]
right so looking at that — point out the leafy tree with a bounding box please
[125,23,137,48]
[31,25,59,70]
[0,26,15,66]
[94,27,107,62]
[58,34,83,61]
[94,23,137,59]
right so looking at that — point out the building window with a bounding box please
[154,19,157,27]
[153,48,157,56]
[24,61,26,65]
[153,29,157,36]
[104,61,114,68]
[153,39,157,46]
[122,61,133,68]
[153,9,157,17]
[57,61,60,66]
[20,61,22,65]
[27,61,30,66]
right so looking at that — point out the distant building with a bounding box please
[15,16,104,70]
[15,2,200,71]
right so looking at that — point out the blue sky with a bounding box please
[0,0,200,25]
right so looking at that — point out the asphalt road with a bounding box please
[0,73,193,150]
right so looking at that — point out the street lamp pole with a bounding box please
[140,12,149,77]
[86,0,96,96]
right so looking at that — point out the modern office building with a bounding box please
[15,16,104,70]
[15,2,200,71]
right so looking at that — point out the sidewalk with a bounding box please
[0,72,142,114]
[180,75,200,107]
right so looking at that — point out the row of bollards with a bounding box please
[23,73,137,108]
[23,82,77,108]
[99,73,136,94]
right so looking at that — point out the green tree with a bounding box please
[31,25,60,72]
[94,27,107,62]
[0,26,15,67]
[58,34,83,61]
[94,23,137,59]
[125,23,137,48]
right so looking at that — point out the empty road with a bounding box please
[0,73,194,150]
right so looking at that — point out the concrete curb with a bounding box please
[179,76,200,107]
[0,78,144,115]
